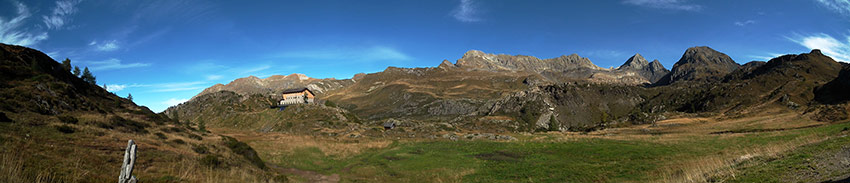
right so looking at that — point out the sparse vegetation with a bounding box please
[221,135,266,169]
[154,132,168,139]
[55,125,75,133]
[57,115,78,124]
[199,154,223,168]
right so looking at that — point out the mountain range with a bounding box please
[166,46,849,133]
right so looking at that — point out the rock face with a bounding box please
[450,50,667,85]
[655,46,740,85]
[195,73,354,98]
[617,54,670,83]
[455,50,604,73]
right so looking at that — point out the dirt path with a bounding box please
[267,163,340,183]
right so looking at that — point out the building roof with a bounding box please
[281,87,313,94]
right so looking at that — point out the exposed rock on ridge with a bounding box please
[655,46,740,85]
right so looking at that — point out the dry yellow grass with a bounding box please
[215,128,391,158]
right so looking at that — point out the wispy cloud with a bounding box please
[106,84,127,92]
[205,75,223,80]
[815,0,850,19]
[787,33,850,62]
[734,20,756,26]
[90,40,120,51]
[86,58,151,71]
[275,46,413,62]
[0,2,49,46]
[622,0,703,11]
[747,52,785,61]
[104,81,208,93]
[162,98,189,106]
[451,0,482,22]
[42,0,80,30]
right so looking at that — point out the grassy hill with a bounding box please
[0,43,286,182]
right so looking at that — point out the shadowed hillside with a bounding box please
[0,43,284,182]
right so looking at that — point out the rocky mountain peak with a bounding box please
[655,46,740,85]
[619,53,649,70]
[462,50,489,58]
[438,59,456,69]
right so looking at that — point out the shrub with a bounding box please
[192,145,209,154]
[170,139,186,145]
[154,132,168,140]
[110,116,149,133]
[221,136,266,169]
[273,175,289,183]
[57,115,78,124]
[324,100,337,108]
[0,112,12,123]
[186,133,202,140]
[56,125,75,134]
[199,154,222,168]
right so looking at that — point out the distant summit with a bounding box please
[617,54,670,83]
[195,73,353,98]
[655,46,739,85]
[454,50,603,72]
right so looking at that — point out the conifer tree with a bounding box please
[73,66,81,77]
[81,67,96,85]
[61,58,72,72]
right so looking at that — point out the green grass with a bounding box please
[727,126,850,182]
[255,121,850,182]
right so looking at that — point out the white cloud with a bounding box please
[42,0,80,30]
[622,0,703,11]
[106,84,127,92]
[92,40,120,51]
[0,2,49,46]
[815,0,850,19]
[276,46,413,62]
[205,75,223,80]
[104,81,209,93]
[87,58,151,71]
[747,52,785,61]
[788,33,850,62]
[734,20,756,26]
[451,0,482,22]
[162,98,189,106]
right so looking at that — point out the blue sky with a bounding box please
[2,0,849,112]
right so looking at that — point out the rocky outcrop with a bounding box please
[617,54,670,83]
[453,50,667,85]
[195,73,354,98]
[455,50,604,73]
[655,46,740,85]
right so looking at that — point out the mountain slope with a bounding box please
[196,73,354,98]
[0,43,282,182]
[617,54,670,83]
[655,46,740,85]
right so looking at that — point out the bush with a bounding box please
[57,115,78,124]
[170,139,186,145]
[154,132,168,140]
[56,125,75,134]
[186,133,203,140]
[0,112,12,123]
[324,100,337,108]
[221,136,266,169]
[273,175,289,183]
[199,154,222,168]
[110,116,149,133]
[192,145,209,154]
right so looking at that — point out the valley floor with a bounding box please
[215,109,850,182]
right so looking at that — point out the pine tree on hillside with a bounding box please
[73,66,81,77]
[61,58,71,72]
[81,67,96,85]
[127,93,133,102]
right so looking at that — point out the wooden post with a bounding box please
[118,140,137,183]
